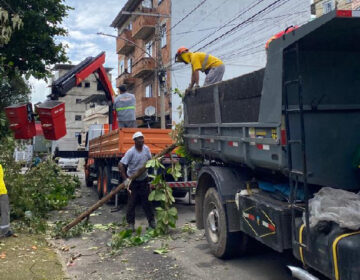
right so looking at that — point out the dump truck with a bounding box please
[184,10,360,280]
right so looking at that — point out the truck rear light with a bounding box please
[281,129,287,146]
[336,10,353,17]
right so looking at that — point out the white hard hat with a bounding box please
[132,131,144,139]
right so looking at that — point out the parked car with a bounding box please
[58,158,79,171]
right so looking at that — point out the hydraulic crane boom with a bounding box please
[49,52,118,130]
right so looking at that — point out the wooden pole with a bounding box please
[62,143,177,232]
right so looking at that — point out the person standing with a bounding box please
[118,131,155,231]
[175,47,225,91]
[0,164,13,238]
[114,84,137,128]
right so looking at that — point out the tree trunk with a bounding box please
[62,143,177,232]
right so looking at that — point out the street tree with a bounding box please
[0,0,71,80]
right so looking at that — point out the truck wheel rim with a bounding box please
[207,205,219,243]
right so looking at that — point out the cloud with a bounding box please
[68,30,97,41]
[30,0,125,103]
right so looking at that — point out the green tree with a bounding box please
[0,0,71,79]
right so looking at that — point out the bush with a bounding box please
[5,159,79,219]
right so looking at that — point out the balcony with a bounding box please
[132,9,157,40]
[132,57,155,78]
[116,73,136,87]
[117,29,135,55]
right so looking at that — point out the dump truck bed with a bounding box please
[89,128,173,158]
[184,11,360,190]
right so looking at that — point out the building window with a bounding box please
[127,58,132,73]
[323,0,334,14]
[76,99,82,104]
[161,23,167,48]
[128,22,132,30]
[142,0,152,8]
[97,82,103,91]
[120,60,124,74]
[75,115,82,121]
[85,82,90,88]
[145,41,153,57]
[77,83,82,87]
[145,84,153,98]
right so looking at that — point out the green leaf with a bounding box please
[168,207,178,217]
[154,191,166,202]
[148,190,156,201]
[153,248,169,255]
[136,226,142,236]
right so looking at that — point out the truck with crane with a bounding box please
[184,10,360,280]
[6,52,196,202]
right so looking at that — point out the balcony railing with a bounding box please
[132,9,157,40]
[116,29,135,55]
[116,72,137,88]
[132,57,155,78]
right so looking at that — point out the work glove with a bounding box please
[123,178,132,194]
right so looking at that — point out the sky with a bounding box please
[30,0,127,104]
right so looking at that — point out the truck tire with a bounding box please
[97,166,103,199]
[85,172,93,187]
[203,188,248,259]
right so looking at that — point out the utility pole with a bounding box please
[155,17,166,129]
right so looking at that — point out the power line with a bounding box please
[189,0,266,50]
[168,0,209,33]
[196,0,287,52]
[210,4,304,57]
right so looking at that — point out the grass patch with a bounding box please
[0,234,66,280]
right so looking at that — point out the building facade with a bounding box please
[111,0,171,128]
[52,64,112,151]
[312,0,356,17]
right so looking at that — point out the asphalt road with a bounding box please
[50,170,307,280]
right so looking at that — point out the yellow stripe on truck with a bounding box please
[332,231,360,280]
[299,224,306,266]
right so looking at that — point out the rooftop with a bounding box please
[110,0,142,28]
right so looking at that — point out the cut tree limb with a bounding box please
[62,143,177,232]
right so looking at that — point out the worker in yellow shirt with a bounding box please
[175,47,225,91]
[0,164,13,237]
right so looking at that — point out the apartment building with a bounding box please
[52,64,112,151]
[311,0,358,17]
[111,0,171,128]
[111,1,310,125]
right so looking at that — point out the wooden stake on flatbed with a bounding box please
[62,143,177,232]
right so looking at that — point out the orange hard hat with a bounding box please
[175,47,189,63]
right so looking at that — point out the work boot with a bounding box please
[127,224,135,232]
[148,220,156,229]
[2,229,13,238]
